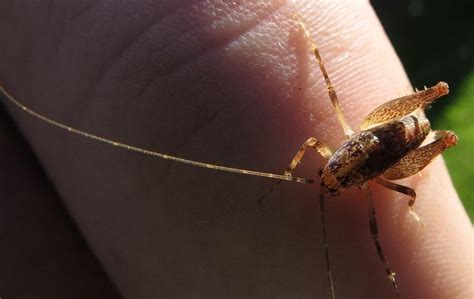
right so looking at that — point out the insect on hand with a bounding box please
[0,16,457,299]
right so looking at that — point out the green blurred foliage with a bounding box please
[372,0,473,221]
[433,73,474,219]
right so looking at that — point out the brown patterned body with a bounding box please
[320,113,431,194]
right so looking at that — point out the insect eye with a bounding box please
[318,167,323,177]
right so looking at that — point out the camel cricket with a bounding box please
[0,17,457,299]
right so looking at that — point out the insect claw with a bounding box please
[409,208,425,227]
[388,271,397,282]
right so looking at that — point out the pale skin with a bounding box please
[0,1,472,298]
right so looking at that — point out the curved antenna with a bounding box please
[0,85,313,184]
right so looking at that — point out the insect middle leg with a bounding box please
[295,15,355,139]
[362,183,400,297]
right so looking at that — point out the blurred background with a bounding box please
[372,0,474,221]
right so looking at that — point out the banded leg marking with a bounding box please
[295,15,354,139]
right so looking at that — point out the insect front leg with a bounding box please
[295,15,355,139]
[374,178,422,224]
[362,183,400,297]
[258,137,332,202]
[284,137,332,176]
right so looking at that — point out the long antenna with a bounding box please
[319,192,335,299]
[0,85,313,184]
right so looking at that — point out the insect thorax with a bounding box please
[320,113,431,194]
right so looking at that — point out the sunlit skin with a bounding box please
[0,1,472,299]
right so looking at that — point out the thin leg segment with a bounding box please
[295,15,354,139]
[320,192,335,299]
[375,178,422,224]
[258,137,332,202]
[362,183,400,298]
[382,130,458,180]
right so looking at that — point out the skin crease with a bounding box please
[0,106,120,298]
[0,0,472,298]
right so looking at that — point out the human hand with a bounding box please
[0,1,472,298]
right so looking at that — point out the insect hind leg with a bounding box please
[295,15,354,139]
[382,130,458,181]
[361,82,449,130]
[363,183,400,297]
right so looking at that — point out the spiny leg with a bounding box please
[361,82,449,129]
[258,137,332,202]
[319,192,335,299]
[382,130,458,180]
[375,178,422,225]
[295,15,354,139]
[362,183,400,297]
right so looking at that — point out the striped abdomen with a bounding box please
[320,113,431,194]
